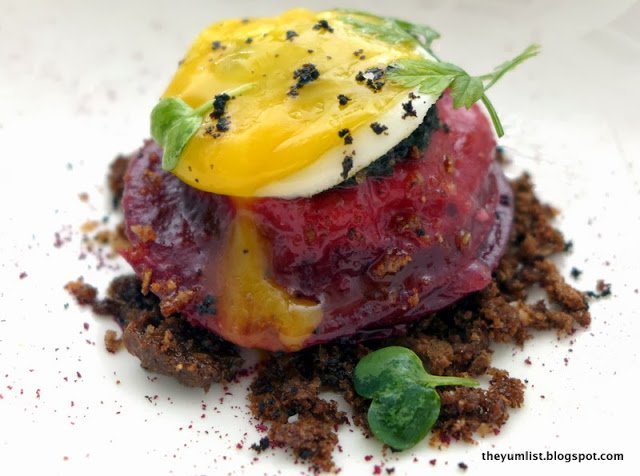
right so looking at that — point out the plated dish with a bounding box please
[123,8,534,352]
[65,7,592,472]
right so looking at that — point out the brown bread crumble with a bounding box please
[66,159,591,473]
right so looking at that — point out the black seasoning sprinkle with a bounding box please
[408,92,420,100]
[286,30,298,41]
[210,93,231,119]
[205,126,222,139]
[245,37,253,44]
[355,67,386,92]
[458,462,468,471]
[353,49,366,60]
[196,294,217,315]
[288,63,320,97]
[338,128,353,145]
[307,49,315,54]
[570,267,583,279]
[341,156,353,180]
[313,19,334,33]
[416,228,426,237]
[586,281,612,299]
[402,100,417,119]
[211,40,224,50]
[293,63,320,86]
[364,67,384,80]
[251,436,270,453]
[370,122,388,135]
[337,94,351,106]
[216,117,231,132]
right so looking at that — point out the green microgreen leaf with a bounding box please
[367,383,440,450]
[481,44,541,90]
[338,15,415,45]
[354,346,478,450]
[392,18,440,51]
[150,83,256,171]
[450,74,484,109]
[480,94,504,138]
[387,59,461,96]
[160,114,203,171]
[354,346,428,398]
[150,97,204,171]
[386,45,540,137]
[335,9,440,52]
[335,10,539,138]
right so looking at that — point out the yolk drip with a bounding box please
[162,8,420,197]
[212,206,322,350]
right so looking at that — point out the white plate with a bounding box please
[1,1,638,475]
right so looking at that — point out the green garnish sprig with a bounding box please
[387,45,540,137]
[150,83,255,171]
[336,10,540,137]
[338,9,440,55]
[354,346,478,450]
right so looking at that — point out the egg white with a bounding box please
[255,89,435,197]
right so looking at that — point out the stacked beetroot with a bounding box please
[122,93,513,350]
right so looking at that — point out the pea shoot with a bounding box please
[336,10,540,137]
[150,83,255,171]
[354,346,478,450]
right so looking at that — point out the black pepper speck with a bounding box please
[216,117,231,132]
[288,63,320,97]
[402,100,417,119]
[313,19,334,33]
[196,295,217,315]
[370,122,388,135]
[341,156,353,180]
[210,93,231,119]
[338,128,353,145]
[337,94,350,106]
[355,67,386,92]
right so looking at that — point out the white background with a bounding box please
[1,1,639,475]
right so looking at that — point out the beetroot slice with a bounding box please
[121,93,513,351]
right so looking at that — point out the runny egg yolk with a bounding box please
[162,8,424,197]
[210,207,323,351]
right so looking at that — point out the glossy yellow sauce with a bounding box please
[163,8,419,196]
[212,207,322,350]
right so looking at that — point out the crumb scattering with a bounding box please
[66,163,591,472]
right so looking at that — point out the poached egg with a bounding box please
[161,8,436,197]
